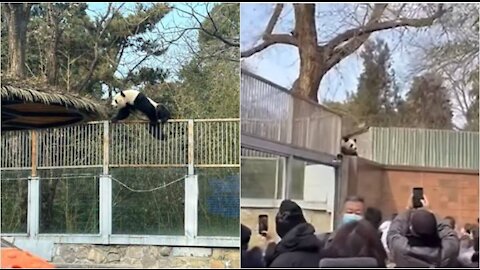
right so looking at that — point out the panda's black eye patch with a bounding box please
[115,100,118,104]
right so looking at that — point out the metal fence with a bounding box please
[1,119,240,249]
[354,127,479,170]
[241,70,342,156]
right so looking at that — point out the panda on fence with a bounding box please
[337,137,358,160]
[110,89,171,140]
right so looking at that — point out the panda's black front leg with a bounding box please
[112,107,131,123]
[156,104,171,124]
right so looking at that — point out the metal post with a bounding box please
[103,121,109,175]
[31,130,38,177]
[185,119,198,238]
[184,174,198,239]
[188,120,194,175]
[332,165,341,231]
[99,175,112,243]
[27,176,40,238]
[284,155,293,199]
[99,121,112,243]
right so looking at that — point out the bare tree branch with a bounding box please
[326,4,445,51]
[264,4,284,38]
[240,34,297,57]
[240,4,295,58]
[321,4,387,74]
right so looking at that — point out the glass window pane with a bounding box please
[241,149,284,199]
[38,168,101,234]
[1,170,30,233]
[196,167,239,237]
[111,167,186,235]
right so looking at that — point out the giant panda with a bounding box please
[337,137,358,160]
[111,89,171,140]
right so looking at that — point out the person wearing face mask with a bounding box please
[316,195,366,249]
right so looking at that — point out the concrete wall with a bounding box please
[51,244,239,268]
[241,207,331,248]
[343,157,479,229]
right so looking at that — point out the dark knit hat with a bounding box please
[241,224,251,248]
[411,209,437,237]
[275,199,306,238]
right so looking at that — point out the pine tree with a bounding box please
[404,73,453,129]
[350,38,396,127]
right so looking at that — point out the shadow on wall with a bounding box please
[343,157,479,228]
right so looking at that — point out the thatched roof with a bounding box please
[1,77,107,131]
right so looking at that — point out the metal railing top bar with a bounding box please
[242,133,339,167]
[87,118,240,124]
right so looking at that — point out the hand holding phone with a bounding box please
[258,214,268,236]
[412,187,424,209]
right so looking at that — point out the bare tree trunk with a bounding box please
[292,4,323,103]
[4,3,32,78]
[45,3,63,85]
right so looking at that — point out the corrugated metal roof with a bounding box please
[361,127,479,170]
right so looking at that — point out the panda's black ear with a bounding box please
[353,138,357,142]
[343,137,349,142]
[120,91,126,97]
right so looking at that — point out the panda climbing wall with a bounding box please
[337,137,358,159]
[111,89,171,140]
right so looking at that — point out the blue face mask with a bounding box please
[342,213,362,224]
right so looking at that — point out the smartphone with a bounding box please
[258,214,268,236]
[412,187,424,209]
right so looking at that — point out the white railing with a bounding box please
[1,119,240,251]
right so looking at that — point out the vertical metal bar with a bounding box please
[209,123,212,164]
[99,174,112,243]
[188,120,194,175]
[27,176,40,237]
[175,122,178,164]
[287,97,294,145]
[274,157,279,199]
[31,130,38,177]
[226,122,230,164]
[284,156,293,199]
[103,121,109,175]
[184,174,198,239]
[217,123,220,164]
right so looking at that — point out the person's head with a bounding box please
[241,224,251,250]
[321,219,387,267]
[342,195,365,224]
[275,199,306,238]
[473,227,479,252]
[408,209,440,247]
[364,207,382,230]
[444,216,456,229]
[464,223,475,234]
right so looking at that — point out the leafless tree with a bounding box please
[241,3,447,103]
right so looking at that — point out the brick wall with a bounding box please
[345,157,479,229]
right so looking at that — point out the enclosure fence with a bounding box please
[1,119,239,247]
[241,69,342,156]
[240,70,344,230]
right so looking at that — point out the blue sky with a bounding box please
[86,2,214,81]
[240,4,420,103]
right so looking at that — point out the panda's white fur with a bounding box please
[111,89,158,109]
[340,137,358,156]
[110,89,171,140]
